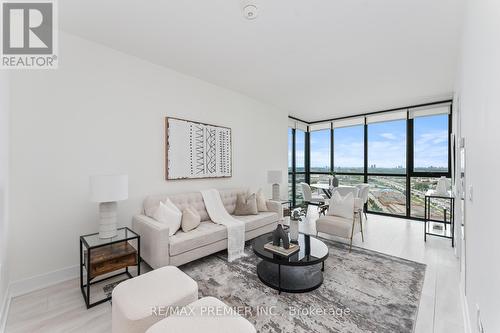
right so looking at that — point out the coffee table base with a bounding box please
[256,260,324,294]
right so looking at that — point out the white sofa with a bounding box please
[132,188,282,268]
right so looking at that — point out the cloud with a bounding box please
[380,133,397,140]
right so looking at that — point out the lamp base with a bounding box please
[272,184,280,201]
[98,201,118,239]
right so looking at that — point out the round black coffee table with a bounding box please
[252,232,329,294]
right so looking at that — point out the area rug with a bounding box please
[181,238,426,333]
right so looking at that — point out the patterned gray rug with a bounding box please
[181,238,426,333]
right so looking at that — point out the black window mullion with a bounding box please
[364,119,368,184]
[330,127,334,173]
[292,128,296,207]
[305,129,310,184]
[448,109,453,178]
[406,111,413,217]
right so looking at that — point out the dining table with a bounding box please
[310,183,355,198]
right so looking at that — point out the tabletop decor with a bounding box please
[165,117,232,180]
[267,170,282,200]
[272,224,289,249]
[89,174,128,239]
[289,207,306,241]
[329,172,339,188]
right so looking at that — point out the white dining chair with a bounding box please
[300,183,327,214]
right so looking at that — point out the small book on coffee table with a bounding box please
[264,242,300,257]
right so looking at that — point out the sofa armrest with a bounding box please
[266,200,283,220]
[132,214,170,269]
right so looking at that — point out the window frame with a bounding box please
[287,101,452,220]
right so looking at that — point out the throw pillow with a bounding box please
[234,193,259,216]
[181,207,201,232]
[153,198,182,236]
[327,191,354,219]
[256,189,268,212]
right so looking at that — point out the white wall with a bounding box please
[8,33,288,287]
[0,72,10,322]
[456,0,500,331]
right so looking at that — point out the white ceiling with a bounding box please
[60,0,464,122]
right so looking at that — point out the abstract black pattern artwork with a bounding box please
[166,117,232,179]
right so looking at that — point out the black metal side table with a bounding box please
[424,191,455,247]
[80,227,141,308]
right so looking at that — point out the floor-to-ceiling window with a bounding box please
[288,122,308,206]
[287,102,451,220]
[367,115,407,216]
[410,110,451,220]
[309,126,331,189]
[333,119,365,186]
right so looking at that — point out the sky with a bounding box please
[290,114,448,170]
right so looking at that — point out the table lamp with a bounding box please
[267,170,282,201]
[90,174,128,239]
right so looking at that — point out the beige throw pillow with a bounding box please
[181,207,201,232]
[234,193,259,216]
[256,189,268,212]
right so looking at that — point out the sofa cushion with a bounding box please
[169,212,279,256]
[219,189,249,215]
[144,192,210,222]
[234,212,279,232]
[316,215,358,239]
[170,222,227,256]
[143,189,249,222]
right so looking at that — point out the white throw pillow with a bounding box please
[256,189,268,212]
[153,199,182,236]
[327,191,354,219]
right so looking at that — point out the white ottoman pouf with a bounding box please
[112,266,198,333]
[145,297,256,333]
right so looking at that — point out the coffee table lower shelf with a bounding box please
[256,260,325,294]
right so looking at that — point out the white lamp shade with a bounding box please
[90,175,128,203]
[267,170,282,184]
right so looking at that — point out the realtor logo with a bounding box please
[1,0,58,68]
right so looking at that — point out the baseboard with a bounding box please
[8,265,79,298]
[460,282,472,333]
[0,286,11,333]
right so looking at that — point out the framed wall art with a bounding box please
[165,117,232,180]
